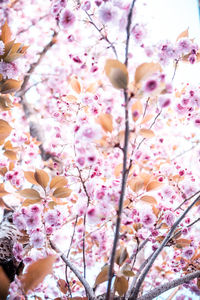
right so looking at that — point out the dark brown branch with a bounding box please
[137,270,200,300]
[175,190,200,211]
[106,90,130,300]
[106,2,136,299]
[50,240,95,299]
[130,194,200,299]
[124,0,136,66]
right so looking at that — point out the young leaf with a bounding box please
[97,113,113,133]
[22,199,41,206]
[50,176,68,190]
[53,187,72,198]
[4,150,17,160]
[34,169,49,189]
[105,59,129,89]
[115,247,129,266]
[114,276,128,296]
[135,62,162,86]
[121,264,135,277]
[146,181,163,191]
[0,119,12,140]
[0,266,10,300]
[94,264,109,286]
[21,255,57,293]
[58,279,68,294]
[0,183,9,197]
[1,79,22,94]
[71,77,81,94]
[139,128,155,138]
[24,171,40,185]
[18,189,41,200]
[176,28,189,41]
[0,21,11,44]
[129,178,144,193]
[140,195,157,205]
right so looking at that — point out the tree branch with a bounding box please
[130,194,200,299]
[106,2,136,299]
[137,271,200,300]
[84,11,118,59]
[50,240,95,299]
[17,30,58,98]
[124,0,136,66]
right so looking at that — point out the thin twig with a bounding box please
[65,215,78,297]
[124,0,136,66]
[77,167,91,280]
[130,194,200,299]
[137,270,200,300]
[174,189,200,211]
[50,240,95,299]
[172,59,179,81]
[17,30,58,98]
[84,11,118,59]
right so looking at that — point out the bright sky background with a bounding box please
[135,1,200,299]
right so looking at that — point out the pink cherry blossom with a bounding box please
[59,9,76,29]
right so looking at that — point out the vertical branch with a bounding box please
[65,215,78,297]
[125,0,136,66]
[130,194,200,300]
[106,91,130,300]
[77,167,91,280]
[106,2,136,299]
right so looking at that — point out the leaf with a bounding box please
[115,247,129,266]
[139,128,155,138]
[24,171,39,185]
[141,114,154,124]
[4,53,23,63]
[0,21,11,44]
[18,189,41,200]
[146,181,163,191]
[71,78,81,94]
[97,113,113,133]
[0,183,9,197]
[21,255,57,293]
[175,239,191,249]
[1,79,22,94]
[176,28,189,41]
[50,176,68,190]
[140,195,157,205]
[135,62,162,86]
[34,169,49,189]
[114,276,128,296]
[0,95,13,111]
[121,264,135,277]
[0,119,12,140]
[0,266,10,300]
[48,201,57,209]
[131,100,143,122]
[197,278,200,289]
[4,150,17,160]
[22,199,41,206]
[86,82,97,93]
[53,187,72,198]
[58,279,68,294]
[105,59,129,89]
[114,164,123,177]
[129,178,144,192]
[94,264,109,286]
